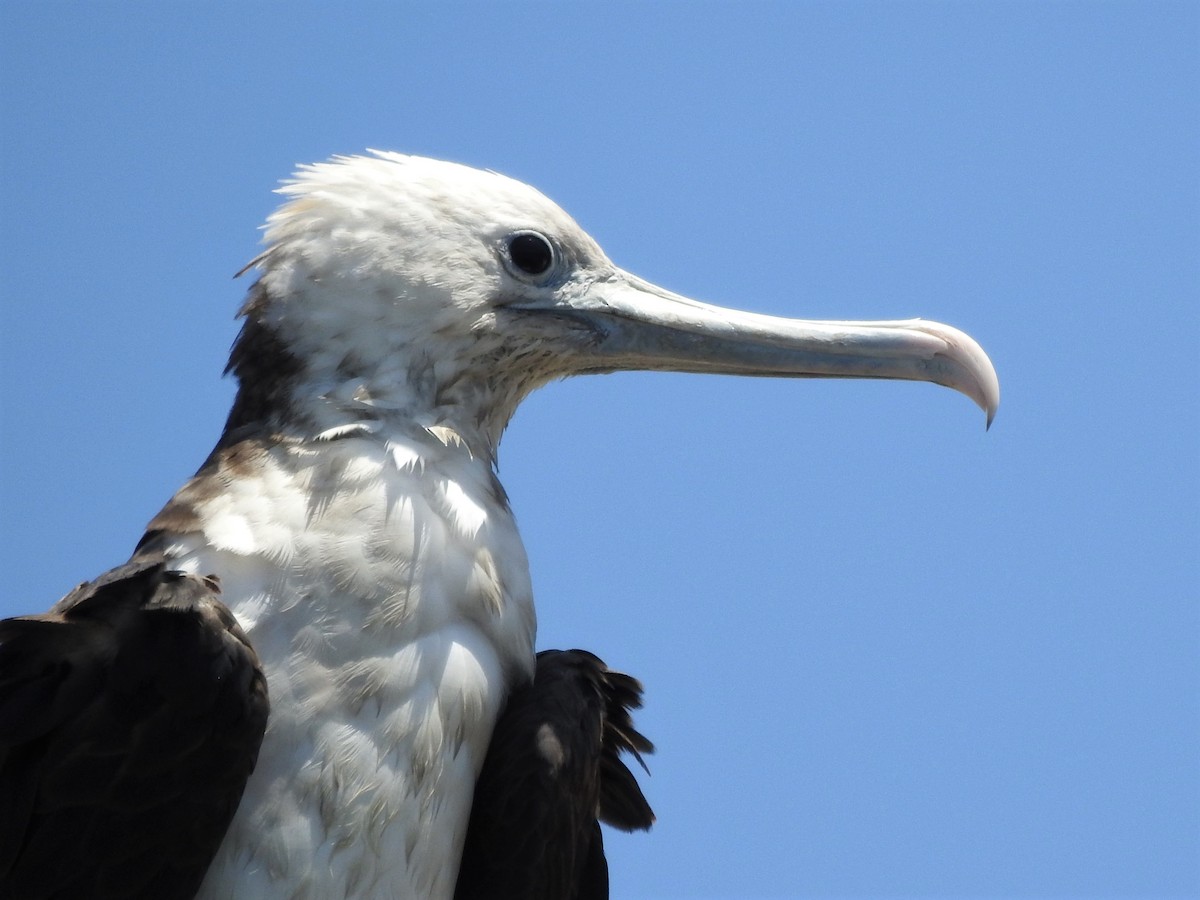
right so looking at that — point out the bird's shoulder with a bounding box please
[0,557,269,900]
[456,648,654,900]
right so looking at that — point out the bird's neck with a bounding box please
[220,282,526,462]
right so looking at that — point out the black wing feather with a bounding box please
[455,648,654,900]
[0,559,268,900]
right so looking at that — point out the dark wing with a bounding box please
[0,558,268,900]
[455,649,654,900]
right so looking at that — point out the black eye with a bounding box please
[507,231,555,277]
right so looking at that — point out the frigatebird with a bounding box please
[0,152,998,899]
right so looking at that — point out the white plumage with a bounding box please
[172,428,531,897]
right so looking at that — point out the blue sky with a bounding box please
[1,3,1196,897]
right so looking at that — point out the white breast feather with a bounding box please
[162,429,535,899]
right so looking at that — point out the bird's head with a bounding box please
[230,152,998,455]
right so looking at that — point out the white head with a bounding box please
[227,152,998,455]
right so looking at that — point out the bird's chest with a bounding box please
[163,435,536,898]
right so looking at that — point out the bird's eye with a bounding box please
[506,231,555,278]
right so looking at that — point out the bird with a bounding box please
[0,151,999,899]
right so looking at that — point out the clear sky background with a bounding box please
[1,3,1196,898]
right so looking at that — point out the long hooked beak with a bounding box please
[551,270,1000,428]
